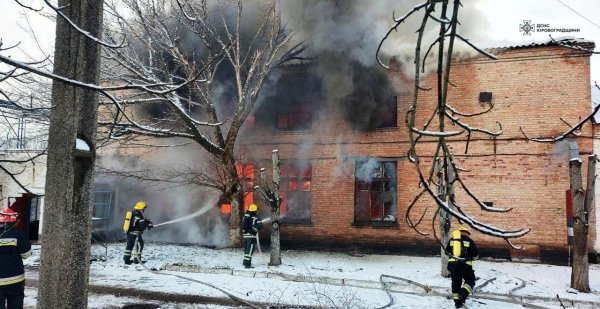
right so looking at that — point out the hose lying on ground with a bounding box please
[376,274,550,309]
[131,236,264,309]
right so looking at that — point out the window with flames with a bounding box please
[279,161,312,223]
[219,163,255,215]
[354,159,397,225]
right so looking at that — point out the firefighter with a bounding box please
[123,201,153,265]
[0,207,31,309]
[242,204,263,268]
[446,226,479,308]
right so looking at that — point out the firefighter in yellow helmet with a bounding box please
[445,226,479,308]
[123,201,153,265]
[242,204,263,268]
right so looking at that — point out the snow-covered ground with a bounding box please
[23,243,600,308]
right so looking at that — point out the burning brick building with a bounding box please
[237,38,598,263]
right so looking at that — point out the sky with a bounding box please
[0,0,599,83]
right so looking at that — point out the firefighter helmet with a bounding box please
[0,208,18,223]
[248,204,258,212]
[457,226,470,235]
[134,201,147,210]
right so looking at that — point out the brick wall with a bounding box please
[239,44,596,261]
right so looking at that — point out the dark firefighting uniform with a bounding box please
[0,222,32,309]
[242,211,263,268]
[123,210,152,264]
[446,234,479,307]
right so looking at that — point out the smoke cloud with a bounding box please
[96,143,229,248]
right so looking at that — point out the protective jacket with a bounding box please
[123,210,152,264]
[242,211,263,237]
[128,210,153,235]
[446,234,479,265]
[0,223,31,287]
[446,234,479,308]
[242,211,263,268]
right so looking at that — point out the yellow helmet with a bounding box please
[457,226,470,235]
[134,201,147,210]
[248,204,258,212]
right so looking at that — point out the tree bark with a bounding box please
[269,150,281,266]
[223,153,243,247]
[436,158,451,278]
[37,1,103,308]
[569,156,590,292]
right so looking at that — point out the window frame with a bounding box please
[353,159,398,227]
[276,102,314,131]
[372,95,398,129]
[279,161,312,224]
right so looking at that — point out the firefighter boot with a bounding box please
[454,299,463,308]
[123,252,132,265]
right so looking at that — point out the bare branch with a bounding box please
[43,0,125,48]
[376,1,430,68]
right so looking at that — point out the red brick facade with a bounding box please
[238,42,596,262]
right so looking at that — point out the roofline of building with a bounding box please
[485,36,595,53]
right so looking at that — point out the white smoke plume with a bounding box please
[96,142,229,248]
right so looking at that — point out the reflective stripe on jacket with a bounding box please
[446,235,479,264]
[0,223,31,285]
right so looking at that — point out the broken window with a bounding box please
[277,103,313,130]
[237,163,255,211]
[341,63,398,130]
[279,161,312,223]
[254,68,323,131]
[375,96,398,129]
[354,159,397,225]
[220,163,255,215]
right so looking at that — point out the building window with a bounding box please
[277,103,313,130]
[279,161,311,223]
[354,159,397,225]
[238,163,255,211]
[374,96,398,129]
[93,191,113,220]
[479,91,492,103]
[219,164,254,215]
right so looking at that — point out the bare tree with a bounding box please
[377,0,530,268]
[96,0,302,246]
[0,33,51,195]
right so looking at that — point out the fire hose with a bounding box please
[124,210,274,308]
[130,234,263,309]
[151,204,213,228]
[255,217,271,254]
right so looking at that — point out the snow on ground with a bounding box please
[23,243,600,308]
[23,287,228,309]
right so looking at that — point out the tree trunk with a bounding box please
[569,155,590,292]
[223,155,243,247]
[442,163,456,277]
[37,1,103,308]
[269,150,281,266]
[436,158,451,278]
